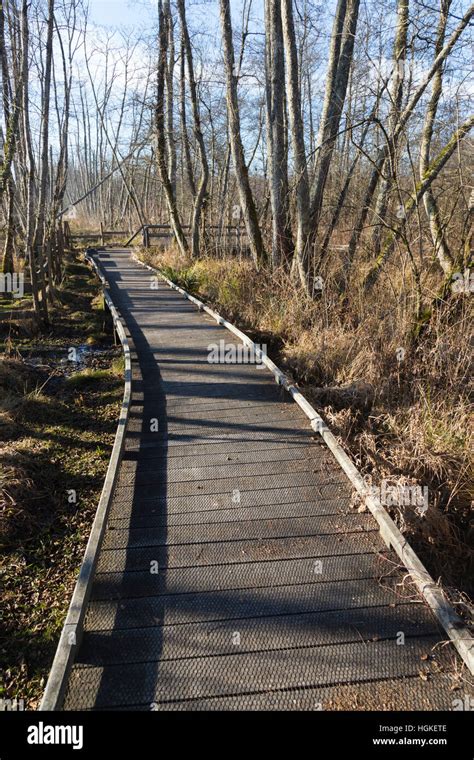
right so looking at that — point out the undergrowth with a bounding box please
[0,252,123,708]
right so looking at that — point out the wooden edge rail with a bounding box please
[132,253,474,676]
[68,225,249,249]
[71,231,129,240]
[39,252,132,711]
[142,224,245,231]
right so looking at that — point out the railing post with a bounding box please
[100,221,105,247]
[142,226,150,248]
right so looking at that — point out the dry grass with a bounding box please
[139,245,473,601]
[0,253,123,707]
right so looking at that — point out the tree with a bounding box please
[265,0,292,268]
[32,0,55,322]
[281,0,311,289]
[220,0,266,267]
[177,0,209,258]
[418,0,454,274]
[155,0,188,256]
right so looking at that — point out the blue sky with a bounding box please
[88,0,156,28]
[87,0,264,32]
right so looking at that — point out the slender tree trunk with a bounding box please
[0,0,25,277]
[21,0,41,319]
[49,12,74,284]
[370,0,409,257]
[309,0,360,227]
[265,0,292,268]
[219,0,266,267]
[179,38,196,201]
[32,0,55,322]
[419,0,453,274]
[2,181,15,276]
[281,0,311,291]
[164,0,176,197]
[0,0,22,196]
[177,0,209,258]
[156,0,188,255]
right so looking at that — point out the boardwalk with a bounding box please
[62,249,463,710]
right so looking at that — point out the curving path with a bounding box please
[61,249,467,710]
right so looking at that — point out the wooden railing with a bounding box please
[69,223,249,251]
[141,223,248,249]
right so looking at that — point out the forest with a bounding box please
[0,0,473,711]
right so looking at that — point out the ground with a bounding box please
[0,252,123,708]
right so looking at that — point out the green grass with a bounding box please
[66,367,114,387]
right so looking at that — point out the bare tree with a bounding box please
[177,0,209,258]
[418,0,454,274]
[265,0,292,268]
[363,1,474,289]
[309,0,360,232]
[281,0,311,289]
[164,0,176,198]
[364,114,474,294]
[369,0,409,259]
[220,0,266,266]
[0,0,24,275]
[156,0,188,255]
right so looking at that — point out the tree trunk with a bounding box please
[164,0,176,197]
[177,0,209,258]
[32,0,56,323]
[419,0,453,274]
[264,0,292,268]
[21,0,41,319]
[156,0,188,256]
[309,0,360,229]
[280,0,311,291]
[1,181,15,277]
[179,38,196,202]
[219,0,266,267]
[0,0,22,196]
[370,0,408,258]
